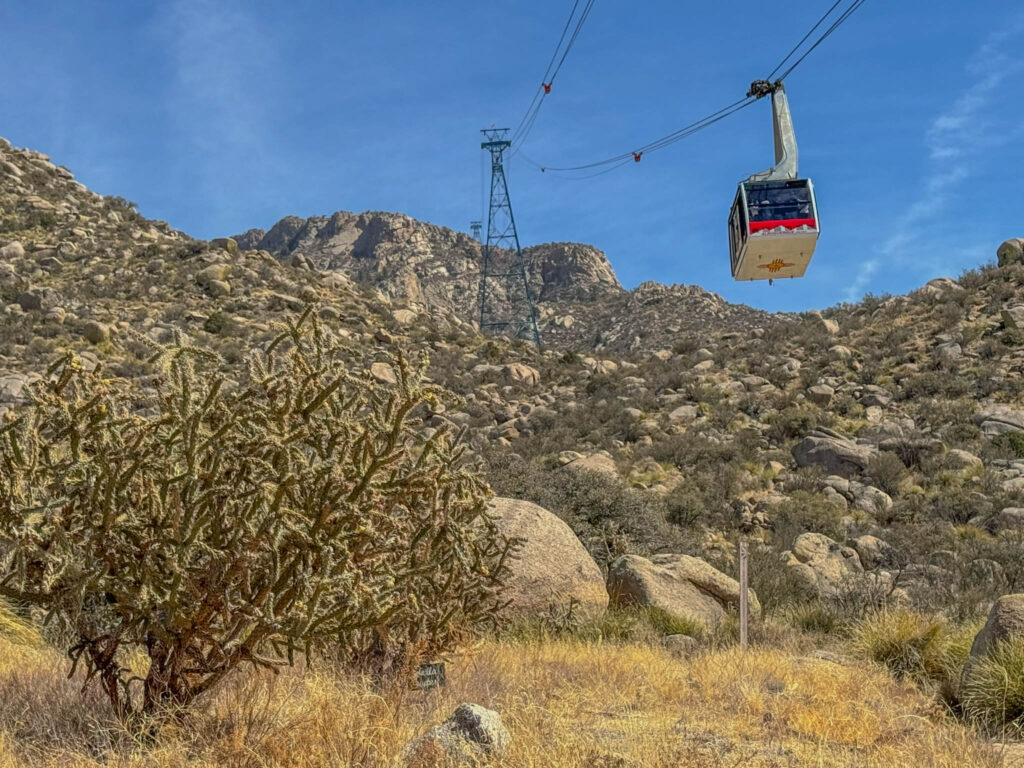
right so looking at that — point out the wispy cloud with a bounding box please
[155,0,282,229]
[846,15,1024,300]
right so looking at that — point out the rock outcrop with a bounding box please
[966,594,1024,662]
[606,553,760,628]
[784,533,863,597]
[962,594,1024,695]
[792,429,878,476]
[400,703,511,766]
[234,212,622,319]
[488,497,608,620]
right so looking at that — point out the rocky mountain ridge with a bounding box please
[233,210,777,352]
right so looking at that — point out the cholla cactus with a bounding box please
[0,306,512,718]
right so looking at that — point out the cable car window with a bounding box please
[744,181,813,223]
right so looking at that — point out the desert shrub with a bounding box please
[961,637,1024,733]
[596,605,704,644]
[771,491,847,545]
[992,431,1024,459]
[745,545,814,615]
[930,487,983,526]
[643,606,705,638]
[785,602,841,635]
[0,308,511,719]
[866,451,909,496]
[783,574,903,637]
[484,454,687,567]
[767,404,829,443]
[852,610,972,702]
[202,310,241,336]
[901,371,972,400]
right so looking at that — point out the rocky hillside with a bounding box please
[232,210,776,352]
[11,134,1024,761]
[5,133,1024,629]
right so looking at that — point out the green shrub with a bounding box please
[598,606,703,643]
[783,602,841,635]
[484,454,687,567]
[0,308,511,719]
[852,610,972,702]
[643,606,705,638]
[962,637,1024,733]
[501,604,704,647]
[767,404,826,442]
[866,451,909,496]
[993,431,1024,459]
[771,491,847,544]
[746,545,815,615]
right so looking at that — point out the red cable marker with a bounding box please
[632,152,642,162]
[542,82,552,94]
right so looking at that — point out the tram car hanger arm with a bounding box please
[745,79,798,183]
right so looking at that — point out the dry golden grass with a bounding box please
[0,629,1006,767]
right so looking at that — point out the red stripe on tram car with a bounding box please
[748,217,817,233]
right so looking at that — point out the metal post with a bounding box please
[739,541,749,650]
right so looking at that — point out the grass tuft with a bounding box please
[961,637,1024,735]
[851,609,977,703]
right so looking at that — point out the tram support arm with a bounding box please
[746,80,799,182]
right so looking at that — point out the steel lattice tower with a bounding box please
[478,128,541,346]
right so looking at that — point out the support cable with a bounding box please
[765,0,845,80]
[510,0,597,150]
[509,0,580,145]
[523,0,868,174]
[775,0,867,81]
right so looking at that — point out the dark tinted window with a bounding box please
[744,180,813,222]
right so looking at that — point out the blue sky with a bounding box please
[1,1,1022,312]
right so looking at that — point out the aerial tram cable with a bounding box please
[509,0,597,151]
[774,0,867,81]
[765,0,846,80]
[520,96,757,175]
[509,0,581,146]
[522,0,867,174]
[548,0,596,86]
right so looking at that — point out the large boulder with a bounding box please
[806,384,834,407]
[562,451,618,476]
[369,361,397,386]
[488,497,608,620]
[606,553,760,629]
[944,449,983,470]
[997,238,1024,266]
[974,405,1024,437]
[962,594,1024,692]
[82,320,110,345]
[849,534,898,571]
[995,508,1024,531]
[0,240,24,260]
[501,363,540,385]
[792,429,878,476]
[784,533,863,597]
[400,703,510,766]
[967,594,1024,662]
[0,372,34,404]
[849,482,893,514]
